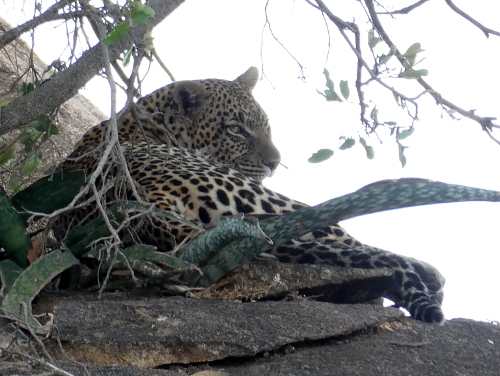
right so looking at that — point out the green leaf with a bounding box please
[9,180,22,194]
[321,68,342,102]
[339,138,355,150]
[103,22,131,46]
[398,144,408,167]
[0,259,24,297]
[60,206,125,258]
[359,138,375,160]
[339,80,350,100]
[0,188,31,268]
[399,68,428,79]
[379,53,392,65]
[123,46,133,66]
[1,250,78,334]
[130,1,156,25]
[393,92,400,106]
[324,89,342,102]
[20,83,35,95]
[34,116,51,132]
[11,170,86,220]
[81,245,199,288]
[403,42,424,66]
[397,128,415,140]
[21,151,42,175]
[0,145,16,165]
[0,99,11,106]
[308,148,334,163]
[368,29,382,49]
[50,123,59,135]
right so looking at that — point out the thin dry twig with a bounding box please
[151,48,176,82]
[263,0,305,79]
[378,0,429,15]
[19,302,54,364]
[0,347,74,376]
[444,0,500,38]
[0,1,93,50]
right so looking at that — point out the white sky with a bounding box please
[3,0,500,322]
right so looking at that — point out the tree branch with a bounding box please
[311,0,419,113]
[0,0,185,137]
[444,0,500,38]
[364,0,499,133]
[379,0,429,15]
[0,0,78,50]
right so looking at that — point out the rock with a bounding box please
[197,259,394,304]
[47,296,404,367]
[210,319,500,376]
[2,263,499,375]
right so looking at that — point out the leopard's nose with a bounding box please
[260,142,281,174]
[263,159,280,173]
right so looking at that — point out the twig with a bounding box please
[151,48,176,82]
[352,22,368,127]
[0,133,23,155]
[483,127,500,146]
[20,302,54,364]
[0,0,80,50]
[0,347,74,376]
[444,0,500,38]
[378,0,429,15]
[263,0,305,79]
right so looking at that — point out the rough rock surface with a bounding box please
[2,261,500,375]
[196,259,395,304]
[48,296,404,367]
[214,318,500,376]
[2,289,499,376]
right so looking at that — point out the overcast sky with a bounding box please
[3,0,500,321]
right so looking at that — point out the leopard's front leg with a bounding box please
[270,241,445,323]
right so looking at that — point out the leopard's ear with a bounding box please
[173,81,210,115]
[234,67,259,91]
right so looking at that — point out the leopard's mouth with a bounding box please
[265,165,276,178]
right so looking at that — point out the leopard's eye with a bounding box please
[226,124,251,138]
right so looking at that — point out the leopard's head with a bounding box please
[153,67,281,182]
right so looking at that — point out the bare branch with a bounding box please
[352,22,368,127]
[444,0,500,38]
[0,0,85,50]
[152,48,176,82]
[379,0,429,15]
[306,0,355,31]
[263,0,305,79]
[483,127,500,146]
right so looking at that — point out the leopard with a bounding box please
[57,67,445,323]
